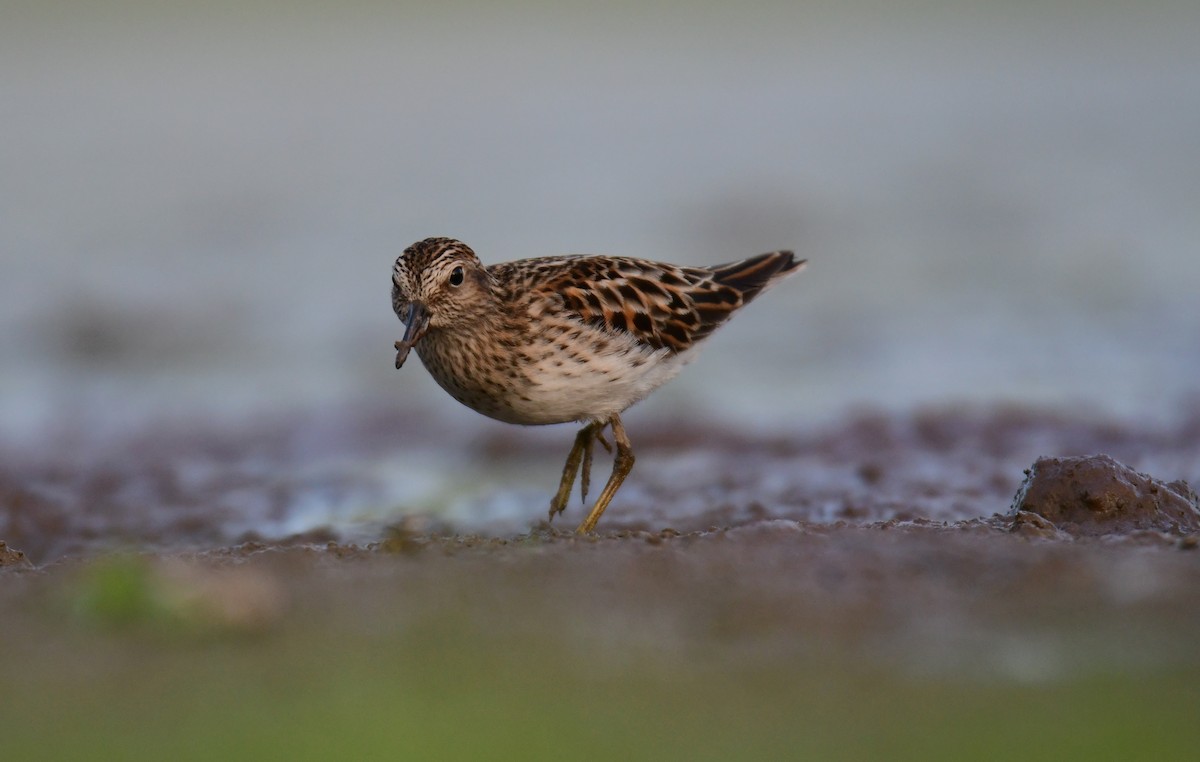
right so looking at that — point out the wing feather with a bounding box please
[508,251,803,354]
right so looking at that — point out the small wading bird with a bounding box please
[392,237,806,533]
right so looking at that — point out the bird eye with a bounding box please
[448,266,465,287]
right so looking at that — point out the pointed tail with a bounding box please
[709,250,807,302]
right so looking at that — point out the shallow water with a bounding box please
[3,0,1199,441]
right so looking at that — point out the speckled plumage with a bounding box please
[392,237,806,532]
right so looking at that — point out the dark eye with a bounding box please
[448,266,465,287]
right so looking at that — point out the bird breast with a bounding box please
[415,321,692,426]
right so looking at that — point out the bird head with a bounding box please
[392,237,490,368]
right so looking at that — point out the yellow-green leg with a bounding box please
[548,421,603,521]
[576,415,635,534]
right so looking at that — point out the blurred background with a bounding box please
[2,0,1198,439]
[5,7,1200,753]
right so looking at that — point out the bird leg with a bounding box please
[548,421,604,521]
[576,415,635,534]
[579,428,596,504]
[578,423,615,503]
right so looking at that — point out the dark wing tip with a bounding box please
[779,252,807,275]
[709,250,804,299]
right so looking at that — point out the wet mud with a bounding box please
[2,403,1199,680]
[4,403,1198,562]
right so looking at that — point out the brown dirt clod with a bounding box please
[1,540,31,567]
[1010,454,1200,537]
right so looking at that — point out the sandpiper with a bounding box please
[392,237,805,532]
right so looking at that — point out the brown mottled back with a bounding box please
[491,250,804,354]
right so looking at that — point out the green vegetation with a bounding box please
[3,563,1197,762]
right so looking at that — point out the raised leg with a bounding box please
[548,421,603,521]
[576,415,635,534]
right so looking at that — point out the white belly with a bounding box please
[507,340,689,424]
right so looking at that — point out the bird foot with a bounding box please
[548,419,632,533]
[548,422,602,521]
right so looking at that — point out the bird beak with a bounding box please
[394,302,430,369]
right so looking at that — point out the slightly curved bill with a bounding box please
[394,302,430,369]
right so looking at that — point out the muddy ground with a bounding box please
[2,403,1199,759]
